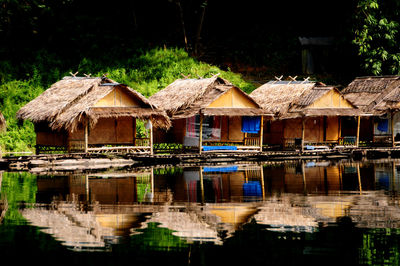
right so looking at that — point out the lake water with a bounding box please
[1,159,400,265]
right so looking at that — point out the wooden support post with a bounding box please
[302,161,307,195]
[260,165,265,200]
[149,121,153,155]
[301,117,305,152]
[84,119,89,153]
[151,167,154,202]
[338,117,342,144]
[259,116,264,152]
[391,111,395,148]
[133,118,137,146]
[392,161,396,192]
[85,174,89,202]
[357,163,362,194]
[199,166,204,204]
[356,116,360,147]
[199,114,203,154]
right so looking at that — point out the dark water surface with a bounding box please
[1,159,400,265]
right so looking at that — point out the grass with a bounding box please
[0,47,256,152]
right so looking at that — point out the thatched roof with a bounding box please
[149,76,269,118]
[17,76,171,131]
[249,81,317,116]
[250,81,361,118]
[341,76,400,112]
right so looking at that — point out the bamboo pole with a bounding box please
[259,116,264,152]
[260,165,265,200]
[302,161,307,195]
[199,166,204,204]
[84,118,88,153]
[301,117,305,152]
[199,114,203,154]
[356,116,360,147]
[391,111,395,148]
[133,118,137,146]
[357,163,362,194]
[149,121,153,155]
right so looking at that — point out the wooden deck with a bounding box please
[4,146,400,172]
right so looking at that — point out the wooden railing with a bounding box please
[244,136,260,146]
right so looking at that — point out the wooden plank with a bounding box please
[199,114,203,154]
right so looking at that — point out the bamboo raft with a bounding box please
[2,147,400,172]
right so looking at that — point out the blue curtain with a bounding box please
[203,166,238,173]
[241,116,261,133]
[377,119,389,132]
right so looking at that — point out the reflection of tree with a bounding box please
[360,228,400,265]
[130,222,188,251]
[0,172,37,224]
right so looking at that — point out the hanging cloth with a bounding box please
[241,116,261,133]
[377,119,389,132]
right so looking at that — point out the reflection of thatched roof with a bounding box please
[250,81,361,118]
[342,76,400,113]
[17,76,171,131]
[149,77,268,118]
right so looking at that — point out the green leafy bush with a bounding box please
[0,47,256,152]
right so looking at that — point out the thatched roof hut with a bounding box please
[149,76,269,119]
[17,76,170,131]
[250,81,362,118]
[341,76,400,113]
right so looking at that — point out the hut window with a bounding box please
[186,115,221,140]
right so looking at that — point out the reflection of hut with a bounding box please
[17,76,170,154]
[36,169,153,204]
[149,77,271,153]
[342,76,400,147]
[250,80,363,150]
[181,165,264,203]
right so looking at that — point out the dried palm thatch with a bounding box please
[250,81,318,116]
[17,76,171,131]
[341,76,400,112]
[149,77,269,118]
[251,81,362,118]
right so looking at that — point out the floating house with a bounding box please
[17,76,170,154]
[149,76,271,153]
[250,80,363,150]
[341,76,400,147]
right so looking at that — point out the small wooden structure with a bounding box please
[17,76,170,154]
[342,76,400,147]
[250,79,363,151]
[149,76,271,153]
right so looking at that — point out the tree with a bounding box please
[353,0,400,75]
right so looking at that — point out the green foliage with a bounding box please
[0,47,255,152]
[0,172,37,224]
[353,0,400,75]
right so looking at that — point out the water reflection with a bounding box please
[2,160,400,264]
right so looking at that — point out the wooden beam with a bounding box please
[301,117,305,152]
[259,116,264,152]
[84,119,88,153]
[199,166,204,204]
[356,116,360,147]
[133,118,137,146]
[357,163,362,194]
[260,165,265,200]
[149,121,153,155]
[391,111,395,148]
[302,161,307,195]
[199,114,203,154]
